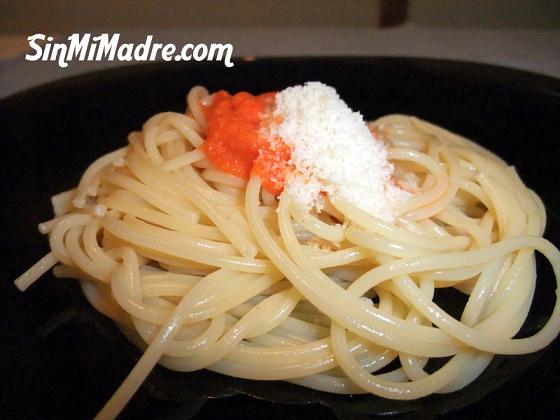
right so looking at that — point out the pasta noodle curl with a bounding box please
[16,86,560,419]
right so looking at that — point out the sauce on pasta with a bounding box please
[202,90,290,195]
[14,83,560,420]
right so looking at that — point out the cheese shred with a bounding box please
[270,82,409,222]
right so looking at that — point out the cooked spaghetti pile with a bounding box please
[16,83,560,419]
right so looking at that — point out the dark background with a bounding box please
[1,57,559,419]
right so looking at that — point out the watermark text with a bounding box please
[26,34,235,68]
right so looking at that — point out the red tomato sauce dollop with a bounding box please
[202,90,291,196]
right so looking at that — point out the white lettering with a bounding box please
[26,34,45,61]
[42,42,52,60]
[116,43,134,61]
[51,43,69,68]
[181,43,194,60]
[67,33,90,61]
[149,43,163,60]
[95,33,119,61]
[208,43,234,68]
[161,44,175,61]
[25,34,235,68]
[193,44,208,61]
[134,35,152,60]
[87,42,97,60]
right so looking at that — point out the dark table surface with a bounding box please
[1,57,559,419]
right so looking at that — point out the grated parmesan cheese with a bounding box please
[269,82,410,222]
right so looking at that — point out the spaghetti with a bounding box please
[15,84,560,419]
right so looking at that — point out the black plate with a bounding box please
[1,58,560,419]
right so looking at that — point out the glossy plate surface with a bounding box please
[1,57,560,419]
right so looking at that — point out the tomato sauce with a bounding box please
[202,90,291,195]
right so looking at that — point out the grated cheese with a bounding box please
[269,82,410,222]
